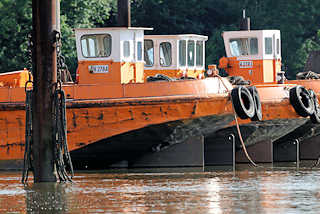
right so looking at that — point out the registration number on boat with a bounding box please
[88,65,109,73]
[239,61,253,68]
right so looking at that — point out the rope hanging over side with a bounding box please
[214,74,258,167]
[22,31,74,183]
[53,31,74,182]
[55,31,73,83]
[52,87,74,182]
[22,32,34,184]
[22,87,33,184]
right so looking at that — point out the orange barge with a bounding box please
[0,23,314,168]
[208,20,320,163]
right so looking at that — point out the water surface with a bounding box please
[1,165,320,213]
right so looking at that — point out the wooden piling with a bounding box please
[118,0,131,27]
[31,0,60,182]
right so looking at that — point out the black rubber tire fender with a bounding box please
[309,89,320,123]
[289,85,314,117]
[231,86,255,119]
[248,86,263,121]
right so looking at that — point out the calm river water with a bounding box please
[1,165,320,213]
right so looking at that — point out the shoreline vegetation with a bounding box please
[0,0,319,79]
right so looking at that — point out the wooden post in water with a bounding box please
[118,0,131,27]
[31,0,60,182]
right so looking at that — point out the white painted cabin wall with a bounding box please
[75,28,146,63]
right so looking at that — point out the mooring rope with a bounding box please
[214,74,258,167]
[22,31,73,183]
[53,30,74,182]
[22,34,34,184]
[21,87,33,184]
[22,84,74,183]
[52,86,74,182]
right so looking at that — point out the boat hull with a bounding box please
[0,79,310,169]
[0,85,234,169]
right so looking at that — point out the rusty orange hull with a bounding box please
[272,79,320,146]
[212,84,309,151]
[0,77,232,168]
[288,79,320,93]
[0,77,305,169]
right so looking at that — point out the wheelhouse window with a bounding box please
[250,38,258,55]
[229,38,258,57]
[188,40,195,66]
[123,41,130,58]
[137,41,142,61]
[81,34,112,58]
[265,37,273,55]
[144,39,154,66]
[179,40,186,66]
[196,41,204,67]
[276,38,280,55]
[159,42,172,67]
[103,35,112,56]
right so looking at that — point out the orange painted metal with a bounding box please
[77,61,145,85]
[228,84,299,125]
[221,58,265,83]
[287,80,320,94]
[0,69,30,87]
[219,57,282,84]
[0,84,232,161]
[0,79,301,162]
[0,36,306,167]
[285,79,320,106]
[0,48,307,167]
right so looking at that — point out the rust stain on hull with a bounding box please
[0,95,233,161]
[0,81,308,163]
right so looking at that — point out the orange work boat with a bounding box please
[0,27,233,169]
[0,21,314,169]
[210,18,320,162]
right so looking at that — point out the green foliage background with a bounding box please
[1,0,320,79]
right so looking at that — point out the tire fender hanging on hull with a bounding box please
[231,86,255,119]
[309,89,320,124]
[289,85,314,117]
[248,86,262,121]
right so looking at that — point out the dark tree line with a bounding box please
[1,0,320,79]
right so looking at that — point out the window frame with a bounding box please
[144,39,154,67]
[187,40,195,67]
[80,34,112,58]
[102,34,112,57]
[196,41,204,67]
[249,38,258,55]
[137,41,143,61]
[123,41,131,58]
[159,41,172,67]
[265,37,273,55]
[179,40,187,67]
[229,37,259,57]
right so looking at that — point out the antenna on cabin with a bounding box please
[240,9,250,31]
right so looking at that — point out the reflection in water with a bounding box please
[1,166,320,213]
[25,183,68,213]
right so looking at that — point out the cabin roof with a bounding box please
[74,27,153,32]
[222,29,280,36]
[144,34,208,41]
